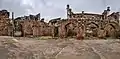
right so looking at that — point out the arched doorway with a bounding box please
[23,24,33,37]
[53,26,59,37]
[104,23,118,38]
[14,23,23,37]
[86,22,99,37]
[65,22,77,37]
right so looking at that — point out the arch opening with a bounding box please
[65,22,77,37]
[86,22,99,37]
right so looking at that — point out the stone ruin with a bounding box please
[13,14,52,37]
[0,10,13,36]
[0,5,120,39]
[58,5,120,39]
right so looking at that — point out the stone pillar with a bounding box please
[59,24,66,38]
[12,12,15,36]
[66,4,70,18]
[66,4,72,19]
[102,10,107,19]
[76,22,84,40]
[81,11,84,17]
[52,25,55,37]
[76,27,84,40]
[117,12,120,26]
[38,13,40,20]
[107,6,110,16]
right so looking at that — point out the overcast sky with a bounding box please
[0,0,120,22]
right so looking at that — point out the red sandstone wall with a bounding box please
[22,20,52,37]
[0,10,11,36]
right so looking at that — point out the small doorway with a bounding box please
[54,27,59,37]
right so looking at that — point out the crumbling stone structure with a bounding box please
[0,10,13,36]
[14,14,52,37]
[56,5,120,39]
[0,5,120,39]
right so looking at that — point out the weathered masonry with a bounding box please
[51,5,120,39]
[0,10,13,36]
[13,14,52,37]
[0,5,120,39]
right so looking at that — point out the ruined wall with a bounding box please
[20,20,52,37]
[32,21,52,36]
[58,13,119,38]
[64,5,120,38]
[0,7,119,39]
[0,10,12,36]
[14,13,52,37]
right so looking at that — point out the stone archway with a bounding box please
[14,22,23,37]
[65,22,77,37]
[19,24,23,36]
[104,22,118,38]
[59,20,85,39]
[23,24,33,37]
[52,26,59,37]
[87,22,99,28]
[86,22,99,37]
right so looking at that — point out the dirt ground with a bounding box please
[0,36,120,59]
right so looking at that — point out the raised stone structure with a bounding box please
[57,5,120,39]
[14,14,52,37]
[0,10,13,36]
[0,5,120,39]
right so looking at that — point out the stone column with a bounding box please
[12,12,15,36]
[118,12,120,26]
[59,24,66,38]
[76,26,84,40]
[76,22,84,40]
[52,25,55,37]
